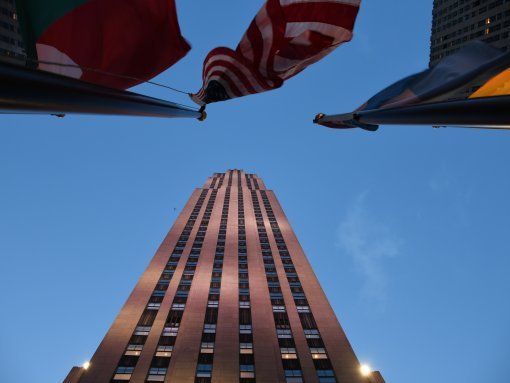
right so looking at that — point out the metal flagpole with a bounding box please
[0,61,202,119]
[316,96,510,130]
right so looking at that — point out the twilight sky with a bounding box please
[1,1,510,382]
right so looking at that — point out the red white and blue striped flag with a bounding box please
[191,0,361,105]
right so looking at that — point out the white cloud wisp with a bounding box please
[336,192,401,309]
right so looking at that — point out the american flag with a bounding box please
[191,0,361,105]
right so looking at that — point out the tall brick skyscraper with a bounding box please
[65,170,377,383]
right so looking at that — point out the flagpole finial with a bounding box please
[313,113,325,124]
[197,105,207,122]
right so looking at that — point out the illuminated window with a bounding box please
[113,366,134,381]
[201,342,215,353]
[240,343,253,354]
[134,326,151,336]
[162,326,179,337]
[310,347,328,359]
[171,303,185,311]
[281,347,298,359]
[124,344,143,356]
[155,345,173,357]
[240,364,255,379]
[277,329,292,338]
[304,329,320,339]
[147,368,167,382]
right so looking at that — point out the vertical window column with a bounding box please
[238,178,255,382]
[111,190,208,383]
[142,190,218,383]
[260,191,337,383]
[194,186,230,382]
[250,190,304,383]
[215,173,225,189]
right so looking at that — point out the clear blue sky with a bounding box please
[1,1,510,382]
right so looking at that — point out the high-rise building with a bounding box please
[429,0,510,66]
[0,0,25,64]
[65,170,381,383]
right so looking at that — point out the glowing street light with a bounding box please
[360,364,372,377]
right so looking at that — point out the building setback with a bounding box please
[65,170,381,383]
[0,0,25,64]
[429,0,510,66]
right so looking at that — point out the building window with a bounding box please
[200,342,215,353]
[207,300,219,308]
[316,369,336,382]
[162,326,179,337]
[124,344,143,356]
[155,345,173,357]
[147,303,161,310]
[273,305,286,313]
[304,329,320,339]
[196,363,213,378]
[284,369,303,383]
[204,324,216,333]
[240,324,252,334]
[281,347,298,359]
[277,329,292,338]
[134,326,151,336]
[239,301,251,308]
[147,367,167,382]
[240,342,253,354]
[310,348,328,359]
[296,306,310,313]
[240,364,255,379]
[113,366,134,381]
[171,303,185,311]
[116,367,134,374]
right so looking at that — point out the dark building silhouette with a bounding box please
[65,170,380,383]
[0,0,25,64]
[430,0,510,66]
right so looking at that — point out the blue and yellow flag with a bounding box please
[315,41,510,130]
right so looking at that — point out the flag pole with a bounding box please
[316,96,510,130]
[0,61,202,119]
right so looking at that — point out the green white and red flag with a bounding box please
[15,0,190,89]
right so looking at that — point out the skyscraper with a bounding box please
[65,170,380,383]
[429,0,510,66]
[0,0,25,64]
